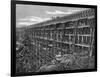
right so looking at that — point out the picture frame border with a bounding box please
[11,0,97,76]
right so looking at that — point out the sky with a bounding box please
[16,4,89,28]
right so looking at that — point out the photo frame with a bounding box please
[11,0,97,76]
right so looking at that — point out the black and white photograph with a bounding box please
[11,0,97,76]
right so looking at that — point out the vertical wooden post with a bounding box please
[89,18,95,57]
[78,35,79,44]
[74,21,78,54]
[90,27,94,57]
[69,34,71,53]
[82,36,83,52]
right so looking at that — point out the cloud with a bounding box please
[18,16,50,22]
[16,9,88,28]
[17,21,37,27]
[46,10,70,15]
[17,16,51,27]
[46,9,85,15]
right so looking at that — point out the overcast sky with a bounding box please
[16,4,88,28]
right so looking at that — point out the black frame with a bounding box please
[11,0,97,76]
